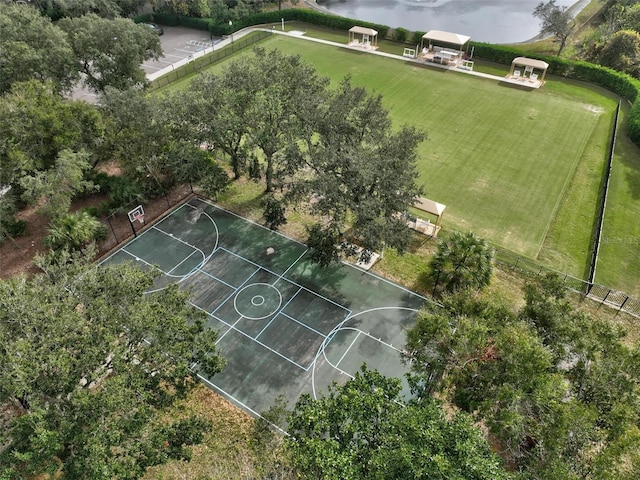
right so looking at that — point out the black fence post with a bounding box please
[107,216,118,244]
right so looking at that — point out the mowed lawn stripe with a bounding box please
[264,36,605,258]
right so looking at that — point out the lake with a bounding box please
[315,0,589,44]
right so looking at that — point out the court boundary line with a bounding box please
[100,196,430,413]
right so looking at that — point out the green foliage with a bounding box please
[0,259,225,478]
[44,210,107,250]
[262,194,287,231]
[411,30,426,45]
[58,14,162,93]
[406,275,640,478]
[0,80,104,189]
[19,149,96,218]
[393,27,409,42]
[0,3,78,94]
[305,223,340,267]
[597,29,640,79]
[429,231,494,295]
[533,0,574,56]
[287,366,510,479]
[0,191,26,242]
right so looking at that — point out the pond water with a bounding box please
[316,0,589,44]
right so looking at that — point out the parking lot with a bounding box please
[142,25,218,76]
[72,25,215,102]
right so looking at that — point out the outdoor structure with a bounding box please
[508,57,549,86]
[408,197,447,238]
[348,26,379,50]
[420,30,470,66]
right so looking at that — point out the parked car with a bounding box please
[145,23,164,35]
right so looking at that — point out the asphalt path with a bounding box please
[71,25,215,103]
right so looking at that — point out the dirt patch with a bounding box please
[0,185,193,280]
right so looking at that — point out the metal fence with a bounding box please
[98,185,193,257]
[493,245,640,318]
[149,30,272,89]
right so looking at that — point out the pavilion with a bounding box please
[348,26,379,50]
[408,197,447,238]
[508,57,549,85]
[420,30,470,66]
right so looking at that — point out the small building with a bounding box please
[420,30,470,66]
[348,26,379,50]
[508,57,549,86]
[408,197,447,238]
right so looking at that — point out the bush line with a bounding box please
[135,8,640,146]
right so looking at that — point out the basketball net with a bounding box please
[134,214,145,225]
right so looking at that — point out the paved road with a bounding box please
[71,25,216,103]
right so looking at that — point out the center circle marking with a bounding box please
[234,283,282,320]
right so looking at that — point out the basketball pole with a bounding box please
[128,216,137,238]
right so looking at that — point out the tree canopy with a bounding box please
[58,14,162,93]
[405,276,640,479]
[171,49,424,265]
[286,366,511,479]
[0,3,78,95]
[533,0,574,56]
[0,253,225,479]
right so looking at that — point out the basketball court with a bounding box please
[101,197,428,417]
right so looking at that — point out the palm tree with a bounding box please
[429,231,494,295]
[44,211,106,250]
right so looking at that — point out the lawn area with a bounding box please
[154,30,640,293]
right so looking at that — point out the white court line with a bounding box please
[194,264,247,290]
[255,286,301,340]
[279,311,328,338]
[214,316,242,344]
[152,225,206,260]
[210,268,259,317]
[336,331,361,368]
[197,374,289,436]
[220,247,351,313]
[198,198,306,246]
[310,306,421,399]
[168,249,200,275]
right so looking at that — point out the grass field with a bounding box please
[155,28,639,294]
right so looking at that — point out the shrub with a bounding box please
[393,27,409,43]
[45,211,107,250]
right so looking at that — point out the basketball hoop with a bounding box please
[127,205,145,233]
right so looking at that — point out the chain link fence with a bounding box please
[149,30,272,89]
[97,185,193,257]
[493,245,639,318]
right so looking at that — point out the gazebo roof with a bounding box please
[422,30,470,46]
[349,26,378,36]
[511,57,549,70]
[413,197,446,216]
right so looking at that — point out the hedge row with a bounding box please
[144,8,640,146]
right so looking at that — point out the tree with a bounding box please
[0,3,78,95]
[32,0,147,19]
[598,30,640,78]
[58,14,162,93]
[406,280,640,478]
[533,0,574,56]
[161,69,256,180]
[0,255,225,479]
[243,48,328,193]
[19,150,96,218]
[0,80,104,195]
[287,365,511,479]
[99,87,169,187]
[429,231,494,295]
[300,79,424,264]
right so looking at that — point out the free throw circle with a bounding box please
[234,283,282,320]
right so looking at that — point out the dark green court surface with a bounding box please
[101,197,428,416]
